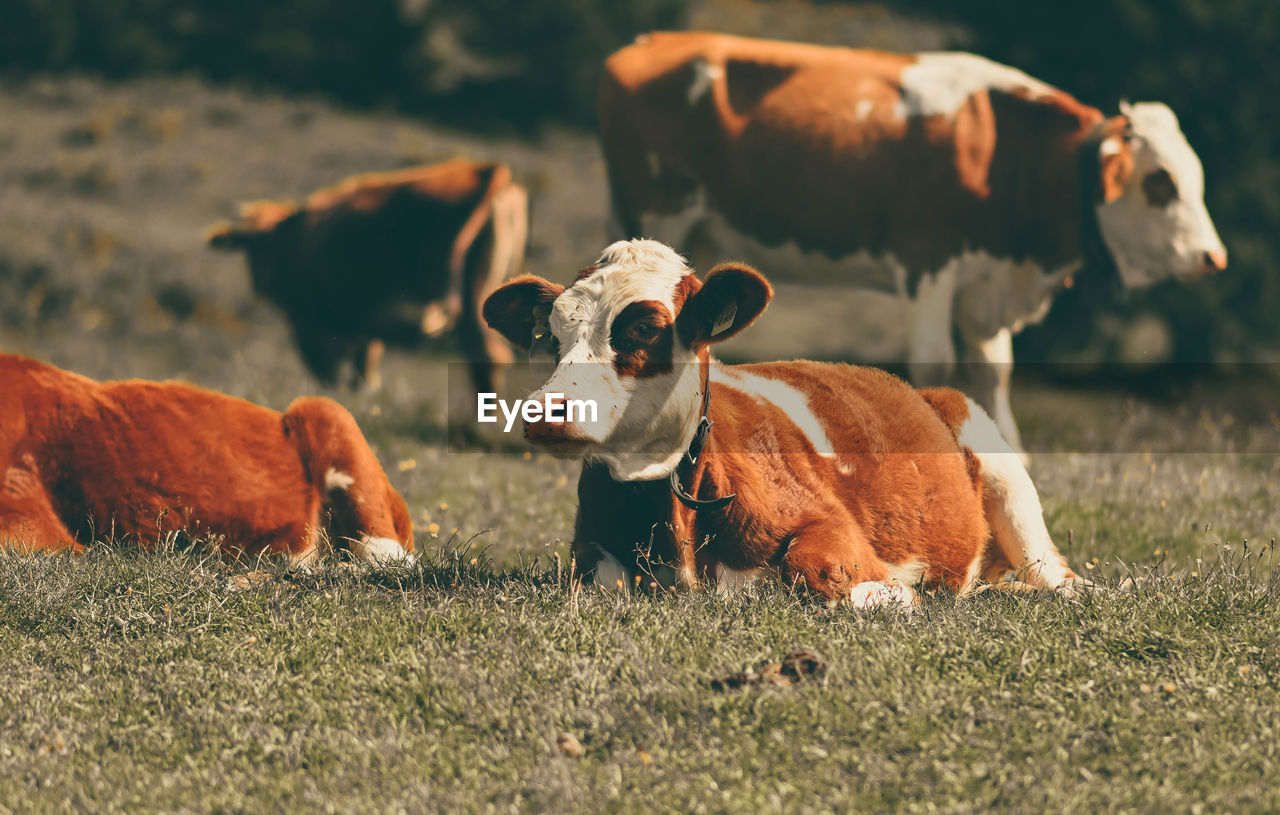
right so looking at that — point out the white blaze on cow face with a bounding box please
[1096,102,1227,287]
[531,240,703,481]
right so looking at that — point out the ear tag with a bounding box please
[529,309,556,369]
[711,301,737,336]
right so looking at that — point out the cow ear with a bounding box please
[676,262,773,348]
[482,275,565,350]
[1098,116,1135,204]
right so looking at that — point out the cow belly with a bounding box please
[640,206,901,290]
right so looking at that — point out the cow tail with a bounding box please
[444,164,513,326]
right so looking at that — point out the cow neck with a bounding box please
[669,358,737,512]
[1074,121,1125,303]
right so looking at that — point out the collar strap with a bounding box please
[669,363,737,512]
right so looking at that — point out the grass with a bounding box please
[3,544,1279,814]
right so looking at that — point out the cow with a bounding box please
[598,32,1228,455]
[482,240,1082,608]
[0,354,414,564]
[206,158,528,394]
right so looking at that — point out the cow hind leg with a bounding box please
[0,466,82,554]
[283,397,414,563]
[952,396,1082,593]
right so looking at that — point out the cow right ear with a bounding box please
[482,275,565,350]
[1097,116,1135,204]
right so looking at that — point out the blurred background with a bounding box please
[0,0,1275,371]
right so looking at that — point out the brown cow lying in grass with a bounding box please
[206,158,527,393]
[0,354,413,563]
[483,240,1083,608]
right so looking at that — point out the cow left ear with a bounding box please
[676,262,773,348]
[482,275,565,351]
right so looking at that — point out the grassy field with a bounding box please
[3,72,1280,812]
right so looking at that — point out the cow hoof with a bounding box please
[845,581,917,612]
[354,536,415,565]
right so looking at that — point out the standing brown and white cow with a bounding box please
[483,240,1081,607]
[207,159,527,394]
[598,32,1228,454]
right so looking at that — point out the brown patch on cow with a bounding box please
[1141,168,1178,208]
[610,300,674,378]
[576,264,599,281]
[670,273,700,314]
[917,386,970,437]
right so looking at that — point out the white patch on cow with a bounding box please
[1095,102,1227,286]
[958,550,986,595]
[854,99,875,121]
[687,58,724,106]
[715,563,761,596]
[714,366,836,457]
[534,240,700,480]
[324,468,354,492]
[895,52,1057,119]
[592,550,629,589]
[354,535,413,564]
[883,558,926,588]
[847,581,917,612]
[956,397,1072,588]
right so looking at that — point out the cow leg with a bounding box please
[903,265,958,387]
[961,326,1025,459]
[354,339,385,393]
[283,397,414,563]
[782,518,915,609]
[0,463,82,554]
[954,397,1082,593]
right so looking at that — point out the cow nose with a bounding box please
[1202,249,1228,274]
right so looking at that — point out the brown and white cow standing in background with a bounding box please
[207,158,527,394]
[0,354,413,563]
[598,32,1228,454]
[484,240,1081,607]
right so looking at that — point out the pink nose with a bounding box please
[1202,249,1228,274]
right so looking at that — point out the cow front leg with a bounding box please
[903,265,959,387]
[781,520,911,608]
[961,326,1025,460]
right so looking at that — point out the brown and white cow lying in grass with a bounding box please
[484,240,1081,608]
[206,158,527,394]
[0,354,413,563]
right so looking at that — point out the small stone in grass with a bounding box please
[556,732,583,759]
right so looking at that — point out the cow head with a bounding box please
[204,200,303,301]
[482,240,772,481]
[1091,102,1227,287]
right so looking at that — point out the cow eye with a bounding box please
[627,322,660,344]
[1142,169,1178,208]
